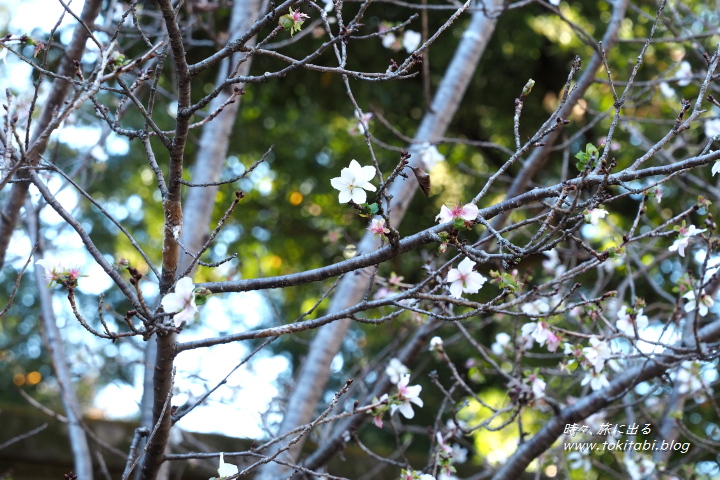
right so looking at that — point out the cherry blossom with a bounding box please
[429,336,443,351]
[161,277,198,325]
[402,30,422,52]
[330,159,377,204]
[542,248,566,276]
[491,332,512,355]
[567,451,591,472]
[401,470,435,480]
[436,203,478,224]
[675,60,692,86]
[209,453,238,480]
[704,117,720,139]
[548,0,560,5]
[616,307,649,337]
[521,321,560,352]
[527,373,546,398]
[351,112,373,135]
[385,358,409,384]
[658,81,675,98]
[521,298,550,316]
[419,143,445,170]
[582,336,612,373]
[35,259,62,285]
[584,208,608,226]
[683,290,714,317]
[624,455,656,480]
[675,361,703,395]
[322,0,334,12]
[581,370,610,391]
[373,393,389,428]
[392,374,423,419]
[368,218,389,237]
[446,257,487,298]
[669,224,705,257]
[711,158,720,178]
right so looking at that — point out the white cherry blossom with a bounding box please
[419,143,445,170]
[402,30,422,52]
[704,117,720,139]
[392,374,423,419]
[330,159,377,204]
[669,224,705,257]
[385,358,409,384]
[210,453,238,479]
[581,370,610,391]
[161,277,198,325]
[675,60,692,86]
[683,290,714,317]
[491,332,512,355]
[446,257,487,298]
[658,81,675,98]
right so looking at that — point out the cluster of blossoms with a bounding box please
[521,321,561,352]
[35,259,86,288]
[379,23,422,53]
[570,336,614,391]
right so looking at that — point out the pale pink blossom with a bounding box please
[161,277,198,325]
[521,321,559,351]
[368,218,389,237]
[330,159,377,204]
[616,307,649,336]
[669,224,705,257]
[584,208,608,226]
[35,259,62,285]
[392,374,423,419]
[436,203,478,224]
[446,257,487,298]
